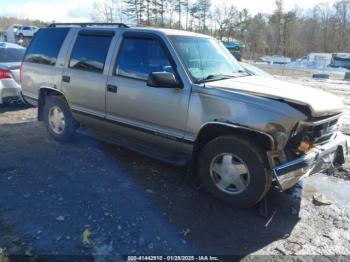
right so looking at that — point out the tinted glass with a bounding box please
[69,34,113,73]
[116,38,173,80]
[23,27,31,30]
[24,28,69,65]
[0,48,26,62]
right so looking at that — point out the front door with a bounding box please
[106,34,190,152]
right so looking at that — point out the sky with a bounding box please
[0,0,337,23]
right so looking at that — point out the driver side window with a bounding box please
[115,37,174,80]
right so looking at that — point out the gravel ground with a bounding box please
[0,75,350,260]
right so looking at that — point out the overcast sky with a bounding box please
[0,0,337,22]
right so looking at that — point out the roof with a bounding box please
[138,27,210,38]
[48,23,212,38]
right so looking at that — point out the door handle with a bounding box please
[62,75,70,83]
[107,84,118,93]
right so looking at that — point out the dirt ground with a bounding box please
[0,70,350,260]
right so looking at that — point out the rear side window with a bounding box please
[69,32,113,74]
[24,28,69,66]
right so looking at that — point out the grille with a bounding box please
[300,115,339,146]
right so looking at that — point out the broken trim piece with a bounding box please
[272,132,348,191]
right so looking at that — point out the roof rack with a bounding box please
[48,23,129,28]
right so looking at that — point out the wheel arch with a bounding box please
[37,87,67,121]
[191,122,275,170]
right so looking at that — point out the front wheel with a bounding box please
[43,96,75,142]
[198,135,272,208]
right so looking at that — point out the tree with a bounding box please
[189,3,200,31]
[334,0,350,50]
[245,13,267,58]
[196,0,211,32]
[269,0,284,54]
[314,3,332,52]
[145,0,151,25]
[123,0,145,25]
[174,0,184,29]
[152,0,167,27]
[183,0,190,29]
[213,4,238,40]
[87,0,350,59]
[92,0,121,23]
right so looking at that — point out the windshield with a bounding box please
[0,48,26,63]
[169,35,246,83]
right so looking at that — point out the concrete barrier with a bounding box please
[312,73,329,80]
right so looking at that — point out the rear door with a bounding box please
[61,30,115,119]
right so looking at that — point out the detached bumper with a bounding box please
[272,132,348,190]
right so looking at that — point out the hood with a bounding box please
[207,76,344,117]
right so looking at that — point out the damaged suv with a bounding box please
[21,23,348,207]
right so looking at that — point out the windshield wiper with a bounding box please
[237,70,250,76]
[199,74,235,83]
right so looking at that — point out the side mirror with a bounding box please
[147,72,181,88]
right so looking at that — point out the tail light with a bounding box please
[0,69,12,79]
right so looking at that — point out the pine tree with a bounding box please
[123,0,145,25]
[196,0,211,32]
[174,0,184,29]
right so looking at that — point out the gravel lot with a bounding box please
[0,73,350,260]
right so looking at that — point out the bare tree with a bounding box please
[92,0,121,23]
[196,0,211,32]
[123,0,145,25]
[213,4,238,40]
[174,0,184,29]
[87,0,350,59]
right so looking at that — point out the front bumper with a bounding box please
[272,132,348,190]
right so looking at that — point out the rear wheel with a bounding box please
[43,96,75,142]
[198,135,272,208]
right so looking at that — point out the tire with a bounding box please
[43,96,75,142]
[198,135,272,208]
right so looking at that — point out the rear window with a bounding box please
[24,28,69,66]
[69,32,113,73]
[0,48,26,62]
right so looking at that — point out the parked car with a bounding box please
[21,24,348,208]
[4,24,21,43]
[330,53,350,70]
[260,55,291,64]
[224,42,244,61]
[16,25,39,39]
[240,62,273,78]
[0,42,26,104]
